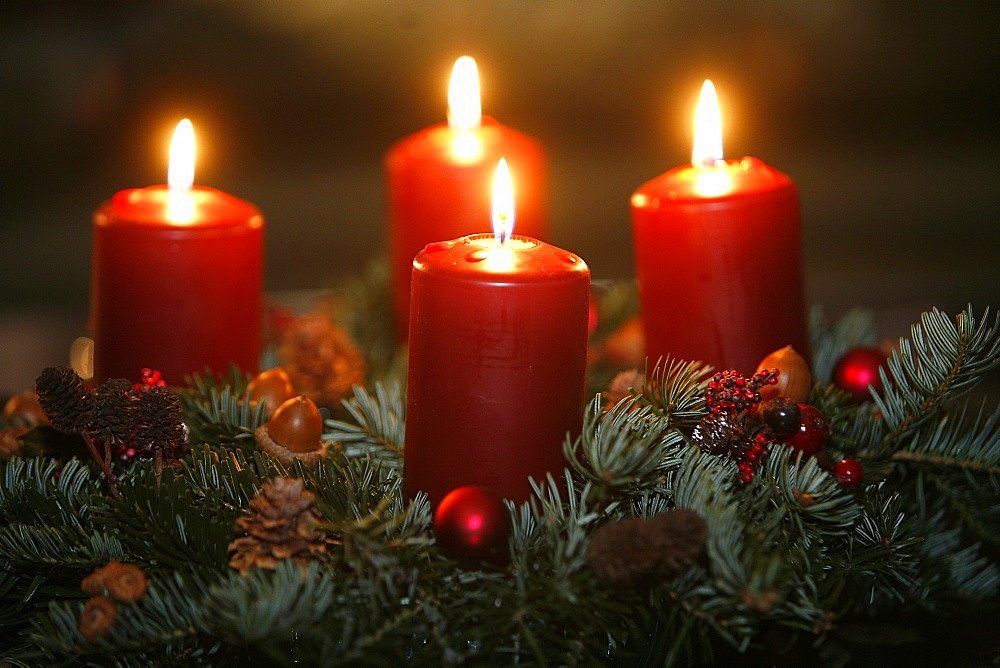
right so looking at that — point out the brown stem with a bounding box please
[81,432,124,501]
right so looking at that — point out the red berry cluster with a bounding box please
[706,369,779,415]
[133,368,167,393]
[734,431,773,488]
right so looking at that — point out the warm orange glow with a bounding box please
[167,119,196,223]
[492,158,515,245]
[168,119,196,191]
[692,80,723,168]
[448,56,481,132]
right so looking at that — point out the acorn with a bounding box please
[246,367,297,418]
[3,390,49,426]
[254,395,327,466]
[755,345,811,403]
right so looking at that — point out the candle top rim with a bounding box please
[414,234,589,283]
[96,185,263,229]
[385,116,543,165]
[632,156,795,205]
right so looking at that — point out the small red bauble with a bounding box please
[433,486,510,566]
[783,404,829,455]
[834,458,864,488]
[832,347,887,403]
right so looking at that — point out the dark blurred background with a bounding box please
[2,1,998,395]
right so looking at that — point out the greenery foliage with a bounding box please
[1,300,998,665]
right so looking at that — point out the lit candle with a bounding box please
[404,159,588,508]
[630,81,809,373]
[385,56,548,340]
[90,119,264,384]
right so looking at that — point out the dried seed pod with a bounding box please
[755,345,811,403]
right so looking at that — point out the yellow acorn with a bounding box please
[755,345,811,403]
[246,368,297,418]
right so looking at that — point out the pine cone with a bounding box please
[35,366,95,434]
[228,477,328,576]
[602,369,645,410]
[134,386,187,460]
[82,561,148,603]
[79,595,117,642]
[278,314,366,408]
[91,379,139,446]
[587,509,707,588]
[691,412,749,461]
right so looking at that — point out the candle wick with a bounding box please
[695,157,725,169]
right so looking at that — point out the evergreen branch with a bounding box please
[180,375,268,447]
[564,395,678,493]
[324,382,405,468]
[26,573,223,663]
[890,402,1000,474]
[870,306,1000,456]
[639,356,714,431]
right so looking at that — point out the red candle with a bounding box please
[404,160,589,507]
[90,119,264,384]
[385,56,547,340]
[630,81,809,374]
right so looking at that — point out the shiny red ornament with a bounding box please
[833,347,887,403]
[783,403,829,455]
[834,458,864,488]
[433,486,510,565]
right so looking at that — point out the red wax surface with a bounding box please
[404,234,589,507]
[385,117,547,340]
[630,157,809,374]
[90,185,264,384]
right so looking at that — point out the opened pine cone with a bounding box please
[277,313,366,408]
[255,395,327,467]
[228,477,328,575]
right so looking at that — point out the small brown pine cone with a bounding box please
[91,379,140,446]
[228,477,328,576]
[691,412,748,461]
[587,509,707,588]
[35,366,95,434]
[103,561,148,603]
[81,567,107,596]
[79,596,117,642]
[134,386,187,460]
[277,314,366,409]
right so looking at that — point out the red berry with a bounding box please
[783,404,829,455]
[834,458,864,488]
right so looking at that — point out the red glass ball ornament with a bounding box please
[433,486,510,565]
[833,347,887,403]
[834,458,864,488]
[783,404,829,455]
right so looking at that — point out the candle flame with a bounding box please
[448,56,481,132]
[692,80,724,168]
[168,119,196,191]
[167,119,196,223]
[492,158,515,245]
